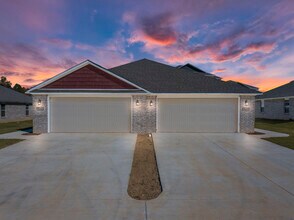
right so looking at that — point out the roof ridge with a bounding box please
[110,58,177,70]
[263,80,294,93]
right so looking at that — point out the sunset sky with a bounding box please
[0,0,293,91]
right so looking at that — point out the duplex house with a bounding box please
[27,59,260,133]
[0,85,32,121]
[256,81,294,120]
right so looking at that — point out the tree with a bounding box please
[13,83,27,93]
[0,76,12,88]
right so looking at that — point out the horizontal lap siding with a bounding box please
[44,65,137,89]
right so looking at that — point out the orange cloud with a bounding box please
[212,68,226,74]
[221,74,292,92]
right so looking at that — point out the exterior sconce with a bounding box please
[150,100,153,106]
[37,99,42,106]
[244,100,249,107]
[136,100,140,106]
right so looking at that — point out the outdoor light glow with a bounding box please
[136,100,139,106]
[245,100,248,106]
[150,100,153,106]
[37,99,42,106]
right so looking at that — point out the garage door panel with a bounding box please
[158,98,238,132]
[50,97,130,132]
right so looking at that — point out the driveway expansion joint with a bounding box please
[201,134,294,197]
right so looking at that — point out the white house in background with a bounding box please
[27,59,260,133]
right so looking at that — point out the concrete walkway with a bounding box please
[253,128,289,138]
[0,133,144,220]
[0,130,34,139]
[149,133,294,220]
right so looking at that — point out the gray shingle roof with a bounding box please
[0,85,32,104]
[256,81,294,99]
[110,59,260,94]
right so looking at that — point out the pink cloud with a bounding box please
[212,68,226,74]
[0,42,80,87]
[0,0,66,32]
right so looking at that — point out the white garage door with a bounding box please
[50,97,131,132]
[158,98,238,133]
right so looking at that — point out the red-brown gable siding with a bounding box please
[44,64,137,89]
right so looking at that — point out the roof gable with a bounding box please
[43,64,137,89]
[28,60,149,93]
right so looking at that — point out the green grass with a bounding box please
[0,120,32,134]
[0,139,24,150]
[255,119,294,150]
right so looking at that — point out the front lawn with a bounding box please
[0,139,24,150]
[255,119,294,150]
[0,120,32,134]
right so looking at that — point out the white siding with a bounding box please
[158,98,238,132]
[50,97,131,132]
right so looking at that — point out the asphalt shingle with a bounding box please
[110,59,259,94]
[256,81,294,99]
[0,85,32,104]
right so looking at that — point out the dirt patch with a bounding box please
[127,134,162,200]
[247,131,265,135]
[22,133,41,136]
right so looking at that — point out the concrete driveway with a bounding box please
[0,133,293,220]
[0,133,145,220]
[148,133,294,219]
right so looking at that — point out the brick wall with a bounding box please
[131,95,156,133]
[32,95,48,133]
[240,96,255,133]
[255,98,291,120]
[0,104,32,121]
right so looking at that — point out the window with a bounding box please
[1,104,5,118]
[26,105,29,116]
[260,100,264,113]
[284,99,289,114]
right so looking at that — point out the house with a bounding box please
[0,85,32,121]
[27,59,260,133]
[255,81,294,120]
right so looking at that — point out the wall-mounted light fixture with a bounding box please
[150,100,153,106]
[37,99,42,106]
[136,100,140,106]
[244,100,249,107]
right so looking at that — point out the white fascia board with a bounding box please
[156,93,259,98]
[255,96,294,101]
[39,88,141,91]
[45,93,139,98]
[27,60,151,94]
[32,92,259,98]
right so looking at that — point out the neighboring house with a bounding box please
[255,81,294,120]
[0,85,32,121]
[27,59,260,133]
